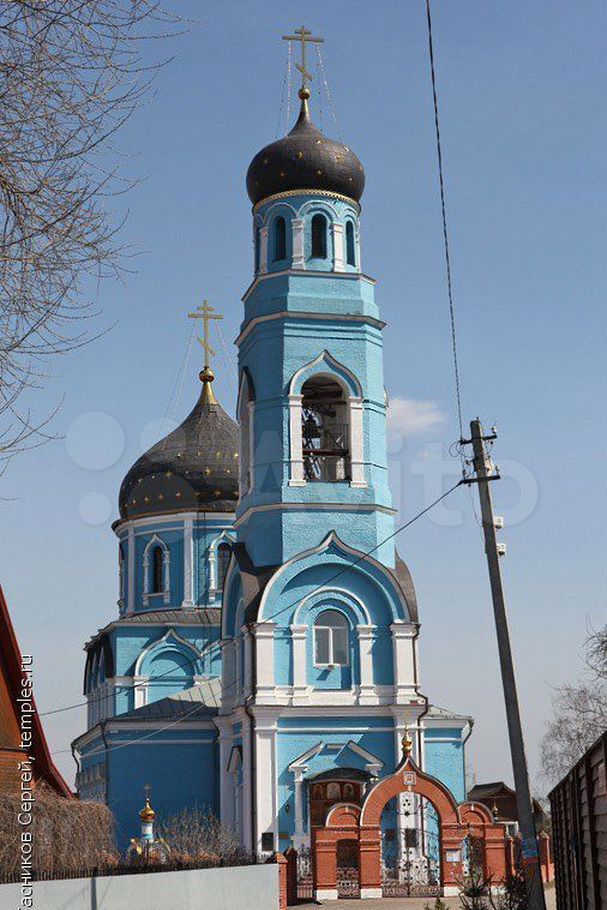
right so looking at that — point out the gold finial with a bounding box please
[402,726,413,758]
[492,801,499,822]
[188,299,223,403]
[140,784,155,821]
[282,25,324,96]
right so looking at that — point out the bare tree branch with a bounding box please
[540,624,607,786]
[0,1,183,464]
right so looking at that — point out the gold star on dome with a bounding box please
[204,467,211,476]
[234,453,239,460]
[158,494,164,501]
[144,496,149,503]
[165,471,172,478]
[176,491,182,498]
[214,489,221,497]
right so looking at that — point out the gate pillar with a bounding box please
[484,823,507,882]
[358,825,382,899]
[441,825,466,896]
[312,830,338,900]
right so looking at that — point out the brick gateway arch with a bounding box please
[312,745,507,900]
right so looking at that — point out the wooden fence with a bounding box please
[549,730,607,910]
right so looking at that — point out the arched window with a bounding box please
[273,216,286,261]
[346,221,356,266]
[151,545,164,594]
[311,213,328,259]
[314,610,349,666]
[254,227,260,272]
[217,542,231,591]
[301,376,350,482]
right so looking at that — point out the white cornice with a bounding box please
[241,268,376,304]
[113,510,236,535]
[234,500,396,529]
[236,309,385,347]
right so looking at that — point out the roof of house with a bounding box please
[468,780,545,818]
[0,586,72,797]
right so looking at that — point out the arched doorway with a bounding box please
[380,793,441,898]
[312,740,507,900]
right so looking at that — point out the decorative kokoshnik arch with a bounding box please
[312,734,507,900]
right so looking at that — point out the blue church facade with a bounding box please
[72,76,473,861]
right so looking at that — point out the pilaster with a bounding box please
[332,222,345,272]
[290,624,309,703]
[287,394,305,485]
[253,623,276,703]
[390,622,418,701]
[182,517,194,606]
[127,525,135,613]
[242,626,253,700]
[259,226,268,274]
[252,708,279,854]
[292,218,305,268]
[356,625,376,704]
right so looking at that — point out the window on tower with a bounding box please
[217,541,231,591]
[273,216,287,261]
[314,610,350,666]
[346,220,356,266]
[301,375,351,482]
[311,213,328,259]
[151,545,164,594]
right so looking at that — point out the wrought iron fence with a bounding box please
[295,846,313,901]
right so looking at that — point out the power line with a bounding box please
[49,479,465,756]
[425,0,465,446]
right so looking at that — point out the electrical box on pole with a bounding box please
[463,418,547,910]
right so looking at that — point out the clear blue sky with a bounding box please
[1,1,605,795]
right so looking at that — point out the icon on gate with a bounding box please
[403,771,417,790]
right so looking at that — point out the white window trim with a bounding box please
[313,620,350,669]
[142,534,170,606]
[208,531,235,603]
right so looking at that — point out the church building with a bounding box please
[72,43,473,862]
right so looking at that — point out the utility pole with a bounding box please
[463,419,546,910]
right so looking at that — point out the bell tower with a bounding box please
[237,51,394,570]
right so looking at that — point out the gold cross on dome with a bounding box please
[188,300,223,370]
[282,25,324,91]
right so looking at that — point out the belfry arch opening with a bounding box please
[301,376,350,482]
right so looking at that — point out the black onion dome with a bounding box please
[246,93,365,207]
[119,375,239,520]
